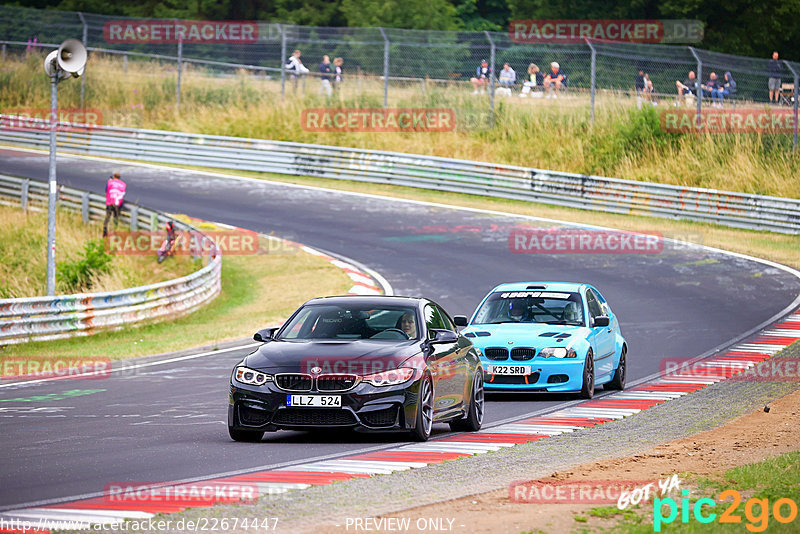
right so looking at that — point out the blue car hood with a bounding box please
[463,322,590,348]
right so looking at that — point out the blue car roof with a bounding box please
[489,281,588,293]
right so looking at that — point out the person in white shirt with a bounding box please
[285,49,309,92]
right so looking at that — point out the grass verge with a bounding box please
[2,52,798,198]
[0,203,195,297]
[593,451,800,532]
[0,244,353,360]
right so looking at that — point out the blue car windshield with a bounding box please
[278,304,421,341]
[472,291,584,326]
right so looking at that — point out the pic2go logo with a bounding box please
[654,489,799,532]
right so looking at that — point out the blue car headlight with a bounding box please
[234,366,273,386]
[539,347,577,358]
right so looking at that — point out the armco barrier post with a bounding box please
[485,31,495,112]
[279,24,286,100]
[379,27,389,108]
[78,11,87,109]
[129,205,139,231]
[784,60,798,150]
[21,179,29,211]
[586,38,596,125]
[689,47,702,125]
[81,192,89,223]
[122,52,127,73]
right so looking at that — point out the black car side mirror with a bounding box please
[254,327,277,342]
[429,329,459,344]
[593,316,610,327]
[453,315,469,327]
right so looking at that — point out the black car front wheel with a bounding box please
[450,370,484,432]
[410,375,434,442]
[228,425,265,442]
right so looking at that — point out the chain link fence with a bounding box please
[0,4,798,147]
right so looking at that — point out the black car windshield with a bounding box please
[472,291,585,326]
[278,304,421,341]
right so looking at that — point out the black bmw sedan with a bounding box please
[228,296,484,442]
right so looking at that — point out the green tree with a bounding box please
[340,0,461,30]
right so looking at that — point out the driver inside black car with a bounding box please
[397,311,418,338]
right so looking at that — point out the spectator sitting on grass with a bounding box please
[701,72,719,98]
[676,71,698,103]
[498,62,516,88]
[644,73,655,99]
[542,62,566,98]
[635,70,646,94]
[711,71,736,108]
[470,59,491,94]
[520,63,543,98]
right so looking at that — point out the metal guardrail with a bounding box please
[0,173,222,345]
[0,115,799,234]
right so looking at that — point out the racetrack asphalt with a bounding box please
[1,147,798,510]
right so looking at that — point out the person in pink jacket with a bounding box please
[103,172,126,237]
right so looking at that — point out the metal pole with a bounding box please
[586,38,596,124]
[784,60,799,150]
[689,47,702,126]
[379,27,389,108]
[484,31,495,112]
[123,52,127,73]
[78,12,87,109]
[2,44,6,62]
[46,71,58,296]
[279,25,286,100]
[176,35,183,107]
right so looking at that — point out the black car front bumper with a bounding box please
[228,379,423,433]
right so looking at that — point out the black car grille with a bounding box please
[238,404,271,426]
[273,408,356,426]
[484,347,509,361]
[274,373,313,391]
[511,348,536,361]
[488,372,540,385]
[317,374,359,392]
[360,406,399,427]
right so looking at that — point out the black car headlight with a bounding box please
[233,366,273,386]
[361,367,415,387]
[538,347,577,358]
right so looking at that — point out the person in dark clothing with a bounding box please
[319,55,332,97]
[333,57,344,91]
[712,71,737,107]
[768,51,782,103]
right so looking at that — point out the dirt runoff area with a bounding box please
[318,385,800,534]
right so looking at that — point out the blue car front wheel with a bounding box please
[580,350,595,399]
[607,346,627,390]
